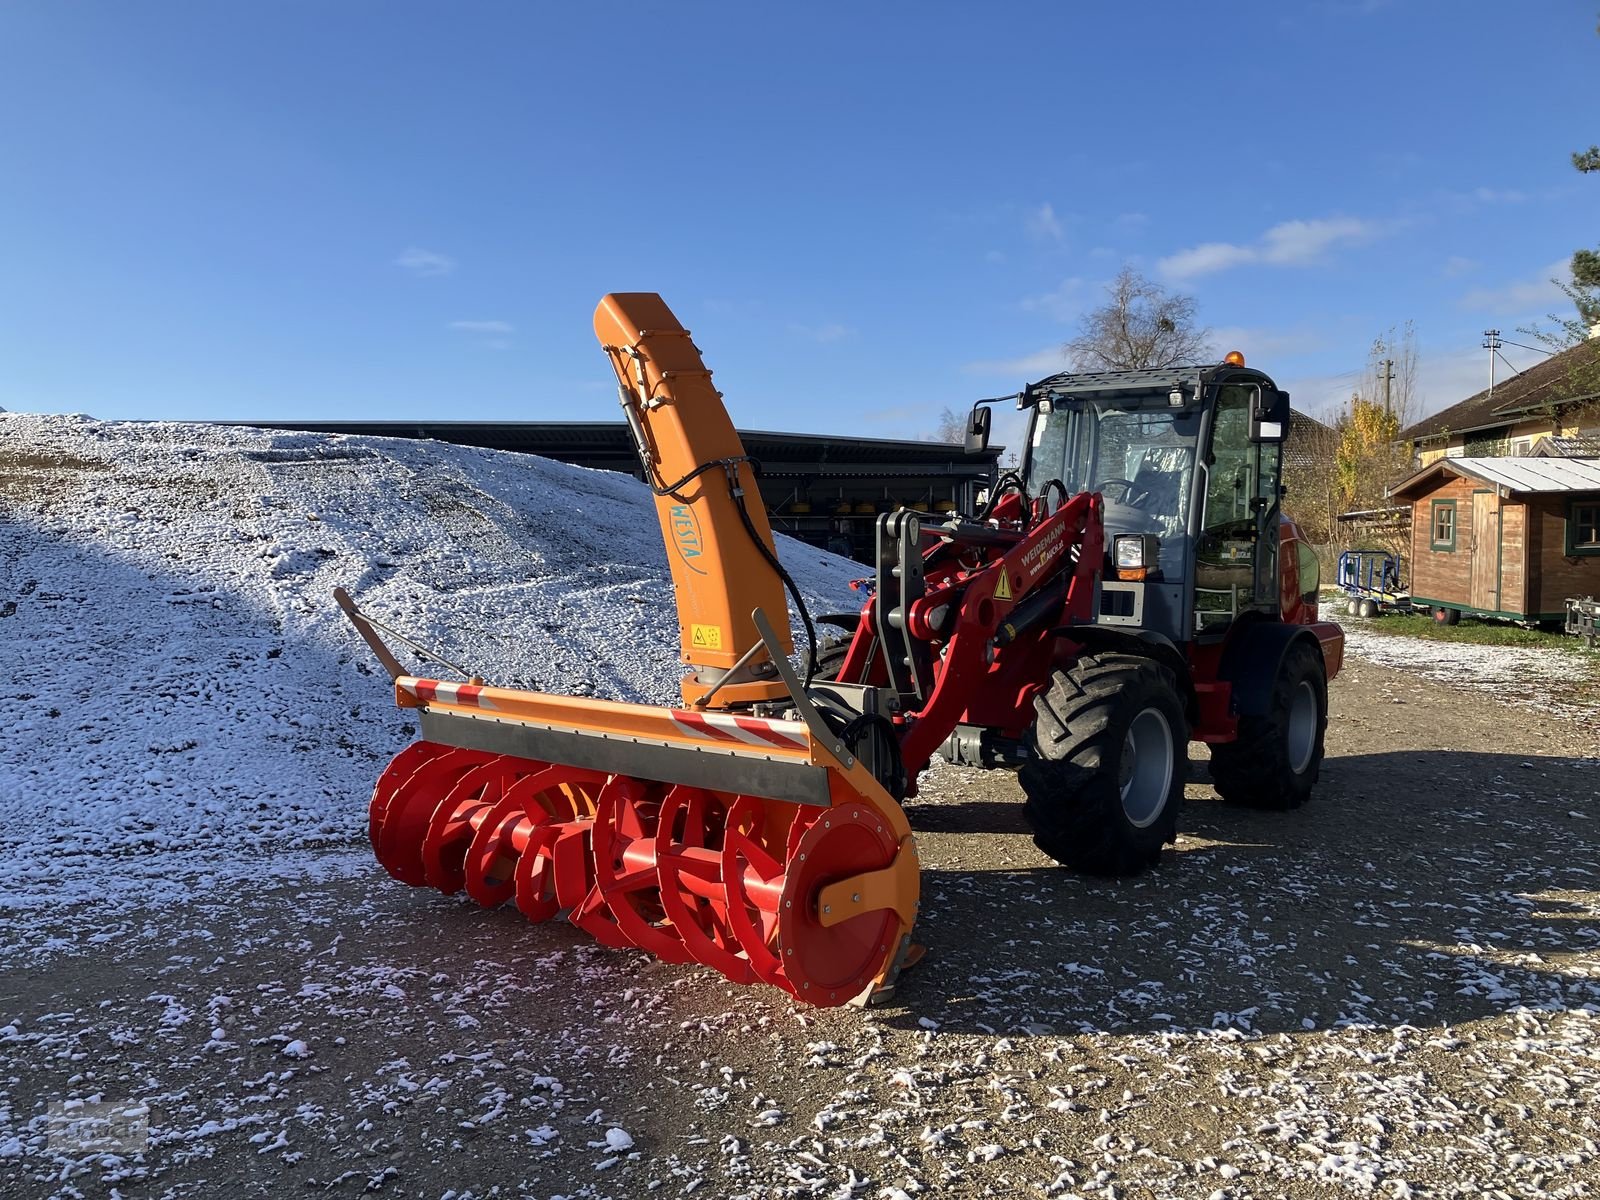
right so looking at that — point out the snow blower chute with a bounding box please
[337,293,922,1006]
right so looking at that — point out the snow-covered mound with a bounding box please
[0,413,861,917]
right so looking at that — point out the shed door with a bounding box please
[1470,491,1499,611]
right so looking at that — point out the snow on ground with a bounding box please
[1341,623,1598,722]
[0,413,860,932]
[7,413,1600,1199]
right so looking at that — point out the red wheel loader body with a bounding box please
[339,294,1343,1007]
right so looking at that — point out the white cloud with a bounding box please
[1259,217,1383,265]
[1206,326,1329,360]
[1158,241,1258,279]
[1019,277,1088,322]
[449,320,513,334]
[394,247,456,277]
[1441,255,1478,278]
[1158,216,1391,280]
[1025,202,1065,243]
[1469,186,1528,205]
[1459,259,1570,315]
[787,322,855,343]
[960,347,1067,377]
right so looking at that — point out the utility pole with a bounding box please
[1380,357,1395,416]
[1482,329,1501,398]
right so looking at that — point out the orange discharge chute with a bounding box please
[341,294,920,1007]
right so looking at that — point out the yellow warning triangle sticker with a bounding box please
[993,570,1013,601]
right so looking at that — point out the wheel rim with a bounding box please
[1286,680,1318,775]
[1118,708,1174,828]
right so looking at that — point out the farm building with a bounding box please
[1399,333,1600,463]
[227,420,1000,563]
[1388,453,1600,624]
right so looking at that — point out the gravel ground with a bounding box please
[3,652,1598,1200]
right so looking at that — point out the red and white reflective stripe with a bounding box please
[397,677,499,712]
[670,710,810,751]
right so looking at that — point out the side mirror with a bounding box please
[965,404,992,454]
[1249,386,1289,443]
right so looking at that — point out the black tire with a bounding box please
[808,633,851,682]
[1358,598,1379,618]
[1209,642,1328,811]
[1019,653,1187,876]
[1431,605,1460,626]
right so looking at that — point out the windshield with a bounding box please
[1025,401,1200,541]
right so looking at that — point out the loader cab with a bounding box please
[1020,361,1290,643]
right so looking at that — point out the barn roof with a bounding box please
[1397,336,1600,444]
[1389,455,1600,500]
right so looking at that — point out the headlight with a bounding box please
[1113,534,1160,581]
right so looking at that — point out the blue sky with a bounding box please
[1,1,1595,444]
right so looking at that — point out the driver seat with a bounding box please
[1130,452,1183,516]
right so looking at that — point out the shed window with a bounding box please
[1569,501,1600,556]
[1430,500,1456,551]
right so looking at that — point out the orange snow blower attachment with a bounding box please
[338,294,920,1006]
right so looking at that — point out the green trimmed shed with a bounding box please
[1388,455,1600,624]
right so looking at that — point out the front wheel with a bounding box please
[1210,641,1328,811]
[1020,654,1187,875]
[808,633,851,682]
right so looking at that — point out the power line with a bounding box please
[1495,336,1553,357]
[1494,348,1523,378]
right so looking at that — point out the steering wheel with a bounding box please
[1093,478,1143,506]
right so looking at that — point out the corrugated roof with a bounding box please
[1451,456,1600,491]
[1391,455,1600,499]
[1536,435,1600,457]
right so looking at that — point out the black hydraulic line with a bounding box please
[606,347,816,689]
[727,466,821,688]
[1038,478,1069,513]
[640,454,759,501]
[978,469,1031,523]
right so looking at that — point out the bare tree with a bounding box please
[1064,267,1210,371]
[930,405,965,444]
[1356,322,1419,431]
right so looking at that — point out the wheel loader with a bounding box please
[338,292,1344,1008]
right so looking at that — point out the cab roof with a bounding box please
[1024,362,1280,404]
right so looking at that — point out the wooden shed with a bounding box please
[1388,455,1600,624]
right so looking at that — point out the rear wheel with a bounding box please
[1358,598,1379,618]
[1210,642,1327,811]
[1020,653,1186,876]
[1431,605,1460,626]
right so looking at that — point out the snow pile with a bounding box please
[0,413,860,919]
